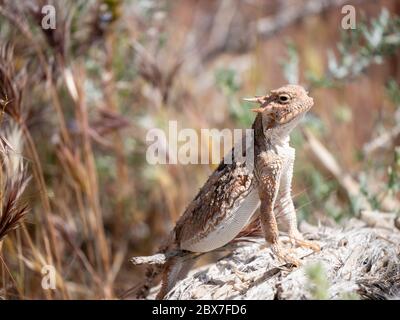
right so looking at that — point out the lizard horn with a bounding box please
[251,107,264,113]
[243,93,271,104]
[242,97,262,103]
[243,94,270,112]
[242,96,264,104]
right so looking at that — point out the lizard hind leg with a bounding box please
[270,241,301,267]
[276,211,320,252]
[156,254,196,300]
[287,228,320,252]
[274,193,320,253]
[277,209,320,252]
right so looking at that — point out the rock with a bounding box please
[147,220,400,300]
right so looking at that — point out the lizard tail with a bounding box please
[156,254,196,299]
[136,264,163,299]
[119,264,162,299]
[129,231,179,299]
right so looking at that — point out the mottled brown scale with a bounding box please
[174,159,254,248]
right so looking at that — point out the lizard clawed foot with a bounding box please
[288,231,320,252]
[270,243,301,267]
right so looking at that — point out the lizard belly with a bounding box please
[180,189,260,252]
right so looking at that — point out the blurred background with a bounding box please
[0,0,399,299]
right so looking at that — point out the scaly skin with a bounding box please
[136,84,319,299]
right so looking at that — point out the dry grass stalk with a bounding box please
[0,125,29,299]
[0,126,29,243]
[303,128,372,209]
[302,128,399,213]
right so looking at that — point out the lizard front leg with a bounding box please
[275,151,320,252]
[255,152,300,266]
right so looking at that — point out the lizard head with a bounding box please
[244,84,313,129]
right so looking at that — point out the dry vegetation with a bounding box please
[0,0,399,299]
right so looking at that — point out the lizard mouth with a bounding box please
[277,107,307,124]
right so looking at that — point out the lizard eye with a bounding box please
[278,94,290,104]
